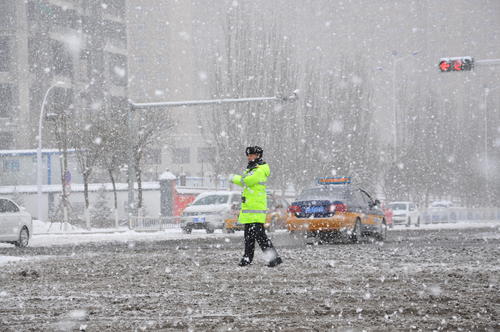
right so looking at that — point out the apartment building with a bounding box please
[0,0,128,151]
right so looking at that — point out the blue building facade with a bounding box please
[0,149,80,186]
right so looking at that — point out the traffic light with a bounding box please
[439,56,474,72]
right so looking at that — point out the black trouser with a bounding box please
[243,223,278,262]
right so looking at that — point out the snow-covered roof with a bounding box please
[159,171,177,180]
[0,182,160,194]
[176,187,233,195]
[195,190,240,197]
[388,201,415,204]
[0,183,236,195]
[0,149,76,156]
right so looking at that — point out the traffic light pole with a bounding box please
[475,59,500,66]
[483,85,500,206]
[126,92,298,220]
[438,56,500,205]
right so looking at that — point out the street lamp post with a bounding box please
[126,92,298,220]
[391,51,420,160]
[37,81,65,221]
[483,85,500,206]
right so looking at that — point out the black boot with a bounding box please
[238,257,251,267]
[267,256,283,267]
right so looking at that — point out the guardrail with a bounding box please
[129,214,225,231]
[421,207,500,224]
[129,216,183,231]
[130,208,500,231]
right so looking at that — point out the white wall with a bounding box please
[2,184,161,223]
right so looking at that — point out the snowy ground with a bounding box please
[0,221,498,331]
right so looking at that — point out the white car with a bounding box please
[387,201,421,227]
[0,197,33,247]
[181,191,241,233]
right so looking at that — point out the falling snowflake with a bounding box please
[198,71,208,81]
[113,66,126,78]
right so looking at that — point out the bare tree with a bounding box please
[70,108,106,229]
[129,108,174,211]
[97,102,129,227]
[289,56,377,193]
[200,1,298,196]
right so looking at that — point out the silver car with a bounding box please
[0,197,33,247]
[388,201,421,227]
[181,191,241,234]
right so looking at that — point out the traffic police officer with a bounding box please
[230,146,283,267]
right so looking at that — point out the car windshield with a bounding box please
[297,187,348,201]
[192,195,229,205]
[388,203,407,210]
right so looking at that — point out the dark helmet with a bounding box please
[245,146,263,157]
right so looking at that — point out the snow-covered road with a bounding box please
[0,221,498,331]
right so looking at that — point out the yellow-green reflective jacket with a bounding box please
[231,163,270,224]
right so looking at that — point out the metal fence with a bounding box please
[129,214,224,231]
[421,207,500,224]
[129,216,183,231]
[129,207,500,231]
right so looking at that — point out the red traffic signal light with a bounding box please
[439,60,451,72]
[439,56,474,72]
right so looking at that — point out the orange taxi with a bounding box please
[286,177,387,242]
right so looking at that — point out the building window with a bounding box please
[0,132,13,149]
[145,148,162,165]
[49,87,74,115]
[3,159,20,172]
[0,37,10,72]
[51,39,73,78]
[0,1,15,29]
[172,148,190,164]
[197,147,216,163]
[103,0,126,19]
[0,85,13,118]
[103,20,127,43]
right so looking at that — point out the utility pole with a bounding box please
[126,92,298,220]
[37,81,65,221]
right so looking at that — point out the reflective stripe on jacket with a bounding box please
[231,163,270,224]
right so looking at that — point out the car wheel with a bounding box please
[182,227,192,234]
[15,227,29,248]
[350,219,363,243]
[416,217,420,227]
[206,227,215,234]
[406,217,411,227]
